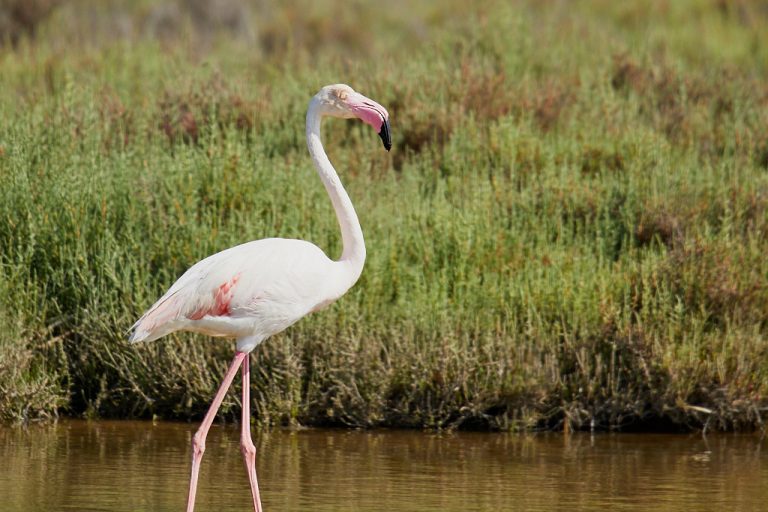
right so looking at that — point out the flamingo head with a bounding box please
[315,84,391,151]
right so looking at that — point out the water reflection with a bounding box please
[0,421,765,511]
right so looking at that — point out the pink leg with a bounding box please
[241,354,263,512]
[187,351,247,512]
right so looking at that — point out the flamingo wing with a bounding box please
[128,238,337,343]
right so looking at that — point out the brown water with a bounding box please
[1,421,766,512]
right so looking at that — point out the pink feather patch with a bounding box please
[188,274,241,320]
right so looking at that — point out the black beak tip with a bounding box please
[378,119,392,152]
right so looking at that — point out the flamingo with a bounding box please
[128,84,391,512]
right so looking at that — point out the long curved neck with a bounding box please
[306,99,366,281]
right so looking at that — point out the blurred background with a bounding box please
[1,0,767,433]
[0,0,443,55]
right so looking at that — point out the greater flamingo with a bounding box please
[128,84,391,512]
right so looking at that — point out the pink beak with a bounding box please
[348,93,392,151]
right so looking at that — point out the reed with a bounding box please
[1,0,767,431]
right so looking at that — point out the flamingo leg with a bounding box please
[186,351,247,512]
[240,354,263,511]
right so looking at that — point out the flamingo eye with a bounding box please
[334,89,349,101]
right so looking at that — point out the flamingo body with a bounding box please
[129,237,353,352]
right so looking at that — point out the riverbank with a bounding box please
[1,0,767,431]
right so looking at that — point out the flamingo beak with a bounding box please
[378,118,392,152]
[347,92,391,151]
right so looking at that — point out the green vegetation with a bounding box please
[1,0,768,431]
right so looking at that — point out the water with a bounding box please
[1,421,766,512]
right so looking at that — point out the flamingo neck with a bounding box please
[306,99,366,283]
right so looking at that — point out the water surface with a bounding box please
[1,420,766,511]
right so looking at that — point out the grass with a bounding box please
[1,0,768,431]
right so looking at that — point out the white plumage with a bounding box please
[129,238,352,352]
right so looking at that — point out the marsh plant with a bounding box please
[1,0,767,431]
